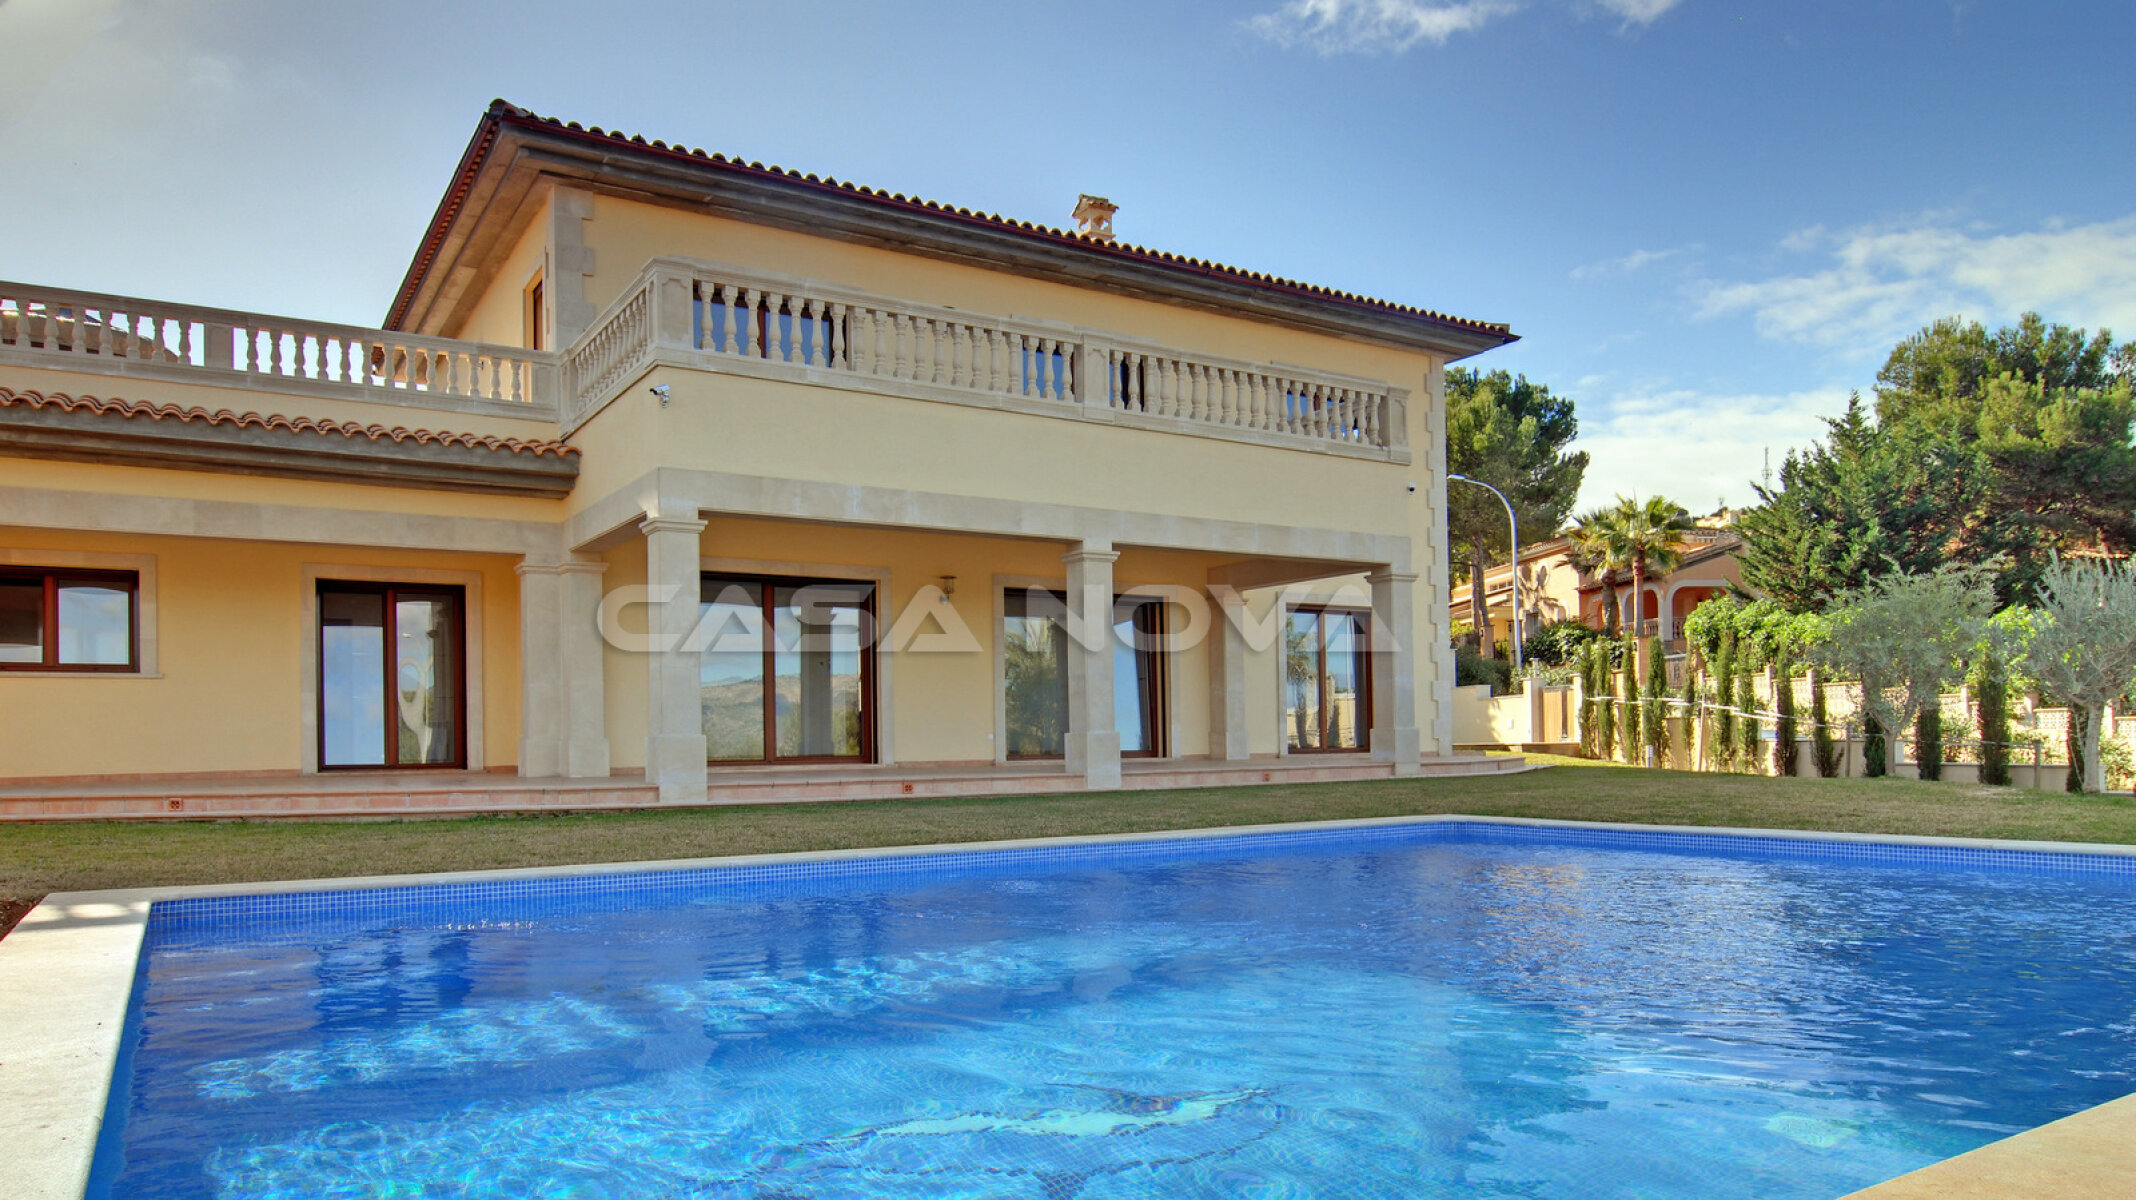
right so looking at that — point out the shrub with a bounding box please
[1914,709,1943,782]
[1644,637,1669,768]
[1712,629,1737,771]
[1456,642,1513,694]
[1524,619,1604,668]
[1736,667,1760,773]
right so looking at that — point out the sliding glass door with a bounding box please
[701,576,874,764]
[1000,590,1167,759]
[318,582,466,769]
[1285,607,1368,753]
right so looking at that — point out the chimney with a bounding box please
[1071,194,1118,241]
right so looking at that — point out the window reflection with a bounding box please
[1287,608,1368,752]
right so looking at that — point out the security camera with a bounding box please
[649,384,671,407]
[1407,482,1418,494]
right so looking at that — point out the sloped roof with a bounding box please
[0,388,578,456]
[386,101,1516,357]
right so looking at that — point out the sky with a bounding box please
[3,0,2132,514]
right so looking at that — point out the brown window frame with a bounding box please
[1116,594,1170,759]
[702,573,879,767]
[0,567,140,673]
[1286,604,1372,754]
[315,580,469,771]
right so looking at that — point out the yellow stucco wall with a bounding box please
[452,197,552,350]
[0,527,523,779]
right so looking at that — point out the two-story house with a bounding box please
[0,101,1518,817]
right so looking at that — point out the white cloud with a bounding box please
[1245,0,1686,53]
[1592,0,1685,22]
[1574,386,1848,512]
[1570,245,1690,280]
[1245,0,1520,53]
[1698,214,2136,358]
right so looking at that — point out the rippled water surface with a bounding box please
[94,829,2136,1198]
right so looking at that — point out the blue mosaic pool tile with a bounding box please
[143,820,2136,942]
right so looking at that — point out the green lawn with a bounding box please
[6,764,2134,936]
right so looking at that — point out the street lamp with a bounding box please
[1448,474,1522,673]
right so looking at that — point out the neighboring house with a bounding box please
[1449,515,1743,655]
[0,101,1516,810]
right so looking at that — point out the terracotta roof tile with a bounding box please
[0,388,578,458]
[389,100,1512,342]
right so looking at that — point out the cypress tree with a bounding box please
[1597,645,1617,761]
[1914,708,1944,782]
[1810,668,1841,777]
[1773,655,1799,778]
[1620,638,1642,763]
[1644,637,1670,768]
[1680,659,1701,771]
[1977,655,2010,786]
[1736,666,1760,773]
[1713,629,1737,771]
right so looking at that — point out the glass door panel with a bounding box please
[393,594,460,765]
[0,580,42,663]
[318,584,465,769]
[773,585,868,759]
[1114,597,1166,758]
[1002,592,1068,758]
[700,582,767,762]
[701,576,873,764]
[1287,608,1369,753]
[320,590,387,767]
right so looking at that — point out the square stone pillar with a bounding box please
[642,516,708,803]
[1368,569,1422,775]
[515,560,566,778]
[560,561,611,778]
[519,557,614,780]
[1063,543,1121,789]
[1207,583,1253,761]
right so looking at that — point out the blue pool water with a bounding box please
[93,824,2136,1199]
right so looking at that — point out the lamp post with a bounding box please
[1448,473,1522,673]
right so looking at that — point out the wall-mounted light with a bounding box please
[939,575,957,602]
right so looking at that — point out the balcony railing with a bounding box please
[564,258,1409,458]
[0,281,556,419]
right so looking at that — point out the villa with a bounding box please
[0,100,1520,817]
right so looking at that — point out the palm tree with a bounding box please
[1569,496,1696,672]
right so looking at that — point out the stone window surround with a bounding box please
[298,563,487,775]
[699,554,895,767]
[990,573,1185,768]
[0,547,159,677]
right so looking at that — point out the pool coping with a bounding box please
[9,812,2136,1200]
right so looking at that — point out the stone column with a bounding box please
[1207,583,1252,761]
[560,560,611,778]
[515,559,566,778]
[1368,569,1422,775]
[642,516,708,803]
[1062,543,1121,788]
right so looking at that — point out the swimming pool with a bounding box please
[88,821,2136,1198]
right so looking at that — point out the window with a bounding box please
[0,567,138,671]
[1286,607,1369,752]
[525,274,546,350]
[1000,589,1168,759]
[700,575,875,763]
[317,582,466,769]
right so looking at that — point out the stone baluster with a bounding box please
[742,290,762,358]
[828,303,848,370]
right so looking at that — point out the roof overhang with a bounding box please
[386,103,1518,362]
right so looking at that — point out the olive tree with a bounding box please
[2023,556,2136,794]
[1815,565,1995,779]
